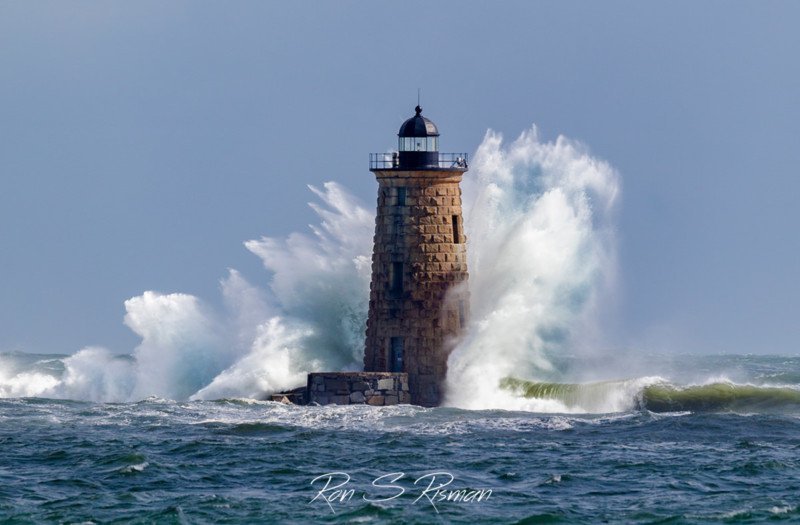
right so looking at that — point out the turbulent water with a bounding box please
[3,354,800,523]
[3,128,798,522]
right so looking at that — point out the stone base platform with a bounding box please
[307,372,410,406]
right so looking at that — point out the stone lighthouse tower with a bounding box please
[363,106,469,406]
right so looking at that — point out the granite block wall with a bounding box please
[363,169,470,406]
[307,372,410,406]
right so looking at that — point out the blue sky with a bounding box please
[1,1,798,355]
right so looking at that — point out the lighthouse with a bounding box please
[363,106,470,406]
[276,106,469,407]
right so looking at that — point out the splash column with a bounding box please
[364,106,469,407]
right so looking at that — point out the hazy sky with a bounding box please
[1,1,798,356]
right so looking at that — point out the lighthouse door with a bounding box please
[390,337,404,373]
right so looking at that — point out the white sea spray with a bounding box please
[1,127,627,411]
[445,127,620,410]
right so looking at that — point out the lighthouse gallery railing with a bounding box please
[369,152,469,170]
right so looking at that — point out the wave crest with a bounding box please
[501,377,800,413]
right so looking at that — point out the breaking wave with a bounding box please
[1,124,622,407]
[500,377,800,413]
[0,182,374,402]
[445,127,619,409]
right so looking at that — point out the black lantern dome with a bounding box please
[398,105,439,138]
[397,106,440,168]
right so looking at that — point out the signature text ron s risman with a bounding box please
[309,471,492,514]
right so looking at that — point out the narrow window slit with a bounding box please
[390,262,403,295]
[452,215,460,244]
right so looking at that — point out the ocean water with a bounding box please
[3,129,791,522]
[2,353,800,523]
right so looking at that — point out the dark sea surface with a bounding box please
[2,354,800,523]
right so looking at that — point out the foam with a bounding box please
[2,127,622,408]
[445,127,620,409]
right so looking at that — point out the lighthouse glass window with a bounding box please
[399,136,438,152]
